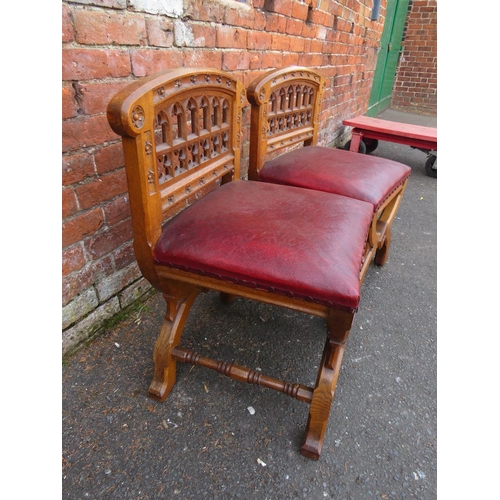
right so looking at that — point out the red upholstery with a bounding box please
[154,181,373,312]
[259,146,411,211]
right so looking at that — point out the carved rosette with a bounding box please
[131,105,145,129]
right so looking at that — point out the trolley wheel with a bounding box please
[344,140,367,154]
[425,154,437,178]
[364,138,379,153]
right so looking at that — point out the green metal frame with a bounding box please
[367,0,410,117]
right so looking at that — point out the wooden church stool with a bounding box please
[247,66,411,279]
[107,68,374,459]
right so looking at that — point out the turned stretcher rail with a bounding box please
[171,346,314,403]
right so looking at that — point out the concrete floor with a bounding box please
[62,111,437,499]
[377,109,437,128]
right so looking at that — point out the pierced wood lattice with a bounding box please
[154,96,231,184]
[267,85,315,137]
[150,90,238,217]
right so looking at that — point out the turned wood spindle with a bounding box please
[171,346,314,403]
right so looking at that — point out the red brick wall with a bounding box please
[62,0,389,357]
[391,0,437,115]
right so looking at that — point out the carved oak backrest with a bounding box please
[107,68,244,287]
[247,66,325,180]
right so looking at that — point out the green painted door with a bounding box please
[367,0,410,116]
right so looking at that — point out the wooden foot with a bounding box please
[220,292,238,304]
[301,309,354,460]
[148,285,199,401]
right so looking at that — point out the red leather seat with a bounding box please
[259,146,411,212]
[154,181,373,312]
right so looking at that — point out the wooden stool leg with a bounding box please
[301,309,354,460]
[148,285,199,402]
[374,180,407,266]
[374,225,391,266]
